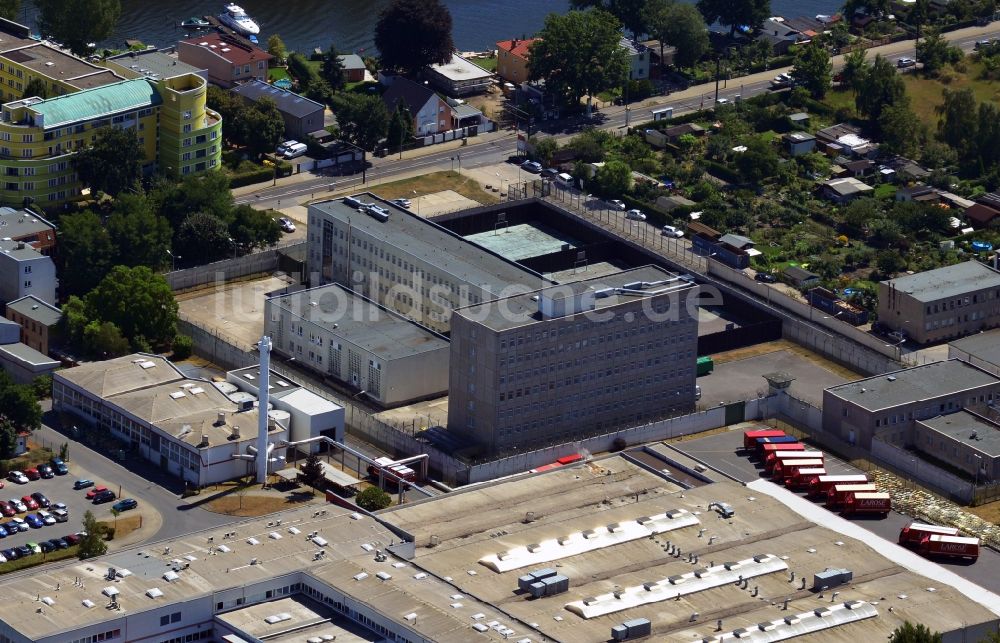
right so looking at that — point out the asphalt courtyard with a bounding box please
[698,349,848,409]
[673,429,1000,593]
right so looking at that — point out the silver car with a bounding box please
[625,209,647,221]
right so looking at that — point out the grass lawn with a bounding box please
[0,545,79,574]
[4,445,54,472]
[902,60,1000,125]
[371,170,500,205]
[268,67,290,83]
[469,56,497,72]
[873,183,897,199]
[822,89,857,116]
[100,514,143,540]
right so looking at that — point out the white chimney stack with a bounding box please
[256,336,272,484]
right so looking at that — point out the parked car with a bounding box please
[92,490,116,504]
[0,525,7,538]
[661,225,684,238]
[21,496,38,511]
[754,272,778,283]
[521,160,543,173]
[63,533,81,546]
[0,551,6,563]
[9,517,26,532]
[50,458,68,475]
[608,199,626,211]
[1,547,19,561]
[0,502,15,517]
[277,217,296,233]
[39,540,54,553]
[14,544,33,557]
[276,140,299,156]
[30,492,49,508]
[7,498,26,513]
[37,511,55,526]
[37,464,53,479]
[897,57,916,68]
[85,485,108,500]
[389,198,411,209]
[23,468,39,481]
[24,514,43,529]
[52,509,69,523]
[73,479,95,490]
[112,498,138,512]
[625,209,647,221]
[282,142,308,159]
[7,471,27,485]
[715,97,730,105]
[48,537,68,550]
[0,523,17,536]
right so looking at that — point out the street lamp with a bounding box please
[166,250,181,271]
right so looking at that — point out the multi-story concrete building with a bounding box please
[4,294,60,353]
[264,283,450,406]
[878,260,1000,345]
[104,47,208,83]
[822,359,1000,449]
[307,194,547,334]
[447,266,699,454]
[177,32,272,88]
[949,329,1000,377]
[0,238,56,304]
[914,410,1000,482]
[0,207,56,254]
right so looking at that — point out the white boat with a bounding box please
[218,4,259,35]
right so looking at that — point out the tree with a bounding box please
[841,197,880,236]
[841,49,869,95]
[58,210,115,296]
[917,29,962,75]
[241,98,285,160]
[229,205,281,252]
[976,101,1000,168]
[571,0,650,37]
[332,93,389,151]
[878,103,926,157]
[266,34,287,63]
[85,266,178,350]
[106,193,172,269]
[888,622,942,643]
[936,88,978,153]
[299,453,325,494]
[855,55,907,123]
[697,0,771,38]
[792,40,832,98]
[36,0,121,56]
[593,160,633,197]
[176,212,232,264]
[876,248,907,276]
[157,171,234,229]
[72,127,143,197]
[78,510,108,559]
[843,0,890,18]
[320,44,346,92]
[0,0,19,20]
[356,486,392,511]
[647,2,710,68]
[375,0,454,75]
[529,10,630,111]
[22,77,48,100]
[0,370,42,433]
[529,136,559,165]
[735,136,780,184]
[386,99,414,152]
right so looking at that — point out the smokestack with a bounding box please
[256,336,272,484]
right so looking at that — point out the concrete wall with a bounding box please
[872,437,974,504]
[165,241,305,292]
[949,343,1000,377]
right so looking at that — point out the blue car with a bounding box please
[24,514,43,529]
[0,525,7,538]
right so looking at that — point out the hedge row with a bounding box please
[229,167,274,188]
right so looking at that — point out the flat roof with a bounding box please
[1,42,124,90]
[106,48,205,80]
[826,359,1000,412]
[0,237,45,260]
[0,206,55,240]
[55,353,183,398]
[453,265,694,332]
[274,386,342,415]
[919,410,1000,457]
[464,222,580,262]
[215,595,342,640]
[231,79,324,118]
[5,294,61,326]
[268,283,449,361]
[884,260,1000,303]
[427,53,492,82]
[309,195,547,296]
[951,330,1000,367]
[0,341,58,367]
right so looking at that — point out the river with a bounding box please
[17,0,842,55]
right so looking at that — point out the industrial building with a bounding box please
[914,410,1000,482]
[447,266,700,454]
[878,261,1000,345]
[263,283,450,406]
[306,194,548,333]
[52,354,288,486]
[0,453,996,643]
[949,330,1000,377]
[822,359,1000,449]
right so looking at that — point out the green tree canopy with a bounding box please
[58,210,114,296]
[735,136,780,184]
[356,486,393,511]
[855,55,907,123]
[0,370,42,434]
[72,126,143,197]
[529,10,630,109]
[646,1,710,68]
[843,0,890,18]
[82,320,130,358]
[375,0,454,75]
[240,97,285,159]
[697,0,771,37]
[792,40,832,98]
[299,453,325,493]
[320,44,347,92]
[107,193,172,269]
[878,103,926,158]
[37,0,120,56]
[0,0,19,20]
[841,197,880,237]
[22,77,48,100]
[266,34,287,63]
[386,99,414,151]
[229,205,281,252]
[593,159,633,197]
[332,93,389,151]
[571,0,651,36]
[78,510,108,559]
[841,48,869,94]
[917,29,962,75]
[888,622,942,643]
[85,266,178,350]
[177,212,232,264]
[936,88,978,153]
[157,170,235,229]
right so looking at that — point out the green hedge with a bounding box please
[703,160,741,184]
[276,161,294,178]
[229,167,275,188]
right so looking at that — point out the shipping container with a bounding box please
[771,458,824,481]
[826,483,879,508]
[898,522,960,547]
[785,466,827,489]
[918,534,980,561]
[697,355,714,376]
[842,491,891,516]
[743,429,786,449]
[808,474,868,498]
[760,442,806,460]
[754,435,800,456]
[764,450,824,473]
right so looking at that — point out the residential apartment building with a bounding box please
[307,194,547,334]
[496,38,537,84]
[231,79,324,140]
[0,238,55,304]
[878,260,1000,344]
[822,359,1000,450]
[177,33,272,88]
[425,53,493,96]
[0,207,56,254]
[264,283,450,406]
[104,47,208,83]
[914,410,1000,482]
[4,294,60,353]
[620,37,651,80]
[447,266,699,454]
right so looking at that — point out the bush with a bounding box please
[356,486,393,511]
[229,167,275,188]
[172,334,193,360]
[275,161,294,178]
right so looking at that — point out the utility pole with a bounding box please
[714,54,721,104]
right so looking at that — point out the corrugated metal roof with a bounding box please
[30,78,161,129]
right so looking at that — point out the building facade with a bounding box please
[0,238,56,304]
[878,261,1000,345]
[822,359,1000,450]
[914,410,1000,482]
[231,79,325,140]
[381,77,455,137]
[447,266,699,454]
[177,33,272,88]
[496,38,537,84]
[4,294,60,353]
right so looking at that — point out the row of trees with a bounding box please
[207,88,285,160]
[0,370,41,459]
[570,0,764,41]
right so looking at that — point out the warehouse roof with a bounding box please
[883,260,1000,303]
[919,410,1000,457]
[825,359,1000,411]
[54,353,183,398]
[28,78,161,129]
[950,330,1000,369]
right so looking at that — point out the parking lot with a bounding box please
[0,463,143,556]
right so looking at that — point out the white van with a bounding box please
[556,172,574,186]
[283,142,308,159]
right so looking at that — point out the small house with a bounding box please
[656,195,696,212]
[966,203,1000,228]
[784,265,821,288]
[821,177,874,204]
[896,183,940,204]
[784,131,816,156]
[338,54,367,83]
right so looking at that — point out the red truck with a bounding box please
[743,429,786,449]
[842,491,892,517]
[826,483,879,508]
[765,450,824,474]
[918,534,980,562]
[898,522,960,548]
[771,458,824,481]
[367,457,417,483]
[808,474,868,499]
[785,467,827,490]
[759,442,806,460]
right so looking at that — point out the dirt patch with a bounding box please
[202,492,317,517]
[369,170,499,206]
[102,514,143,540]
